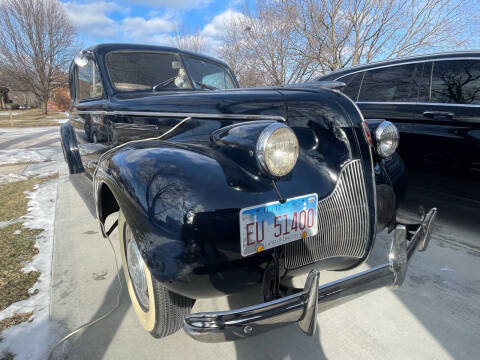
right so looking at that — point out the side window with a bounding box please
[431,60,480,104]
[416,62,432,102]
[77,60,103,100]
[338,72,363,101]
[358,63,419,102]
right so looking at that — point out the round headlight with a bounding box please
[375,121,399,158]
[256,123,299,177]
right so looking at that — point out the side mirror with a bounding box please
[74,51,92,67]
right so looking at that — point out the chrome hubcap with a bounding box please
[126,226,149,310]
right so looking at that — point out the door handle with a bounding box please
[423,110,455,119]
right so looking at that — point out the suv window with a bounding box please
[431,60,480,104]
[77,60,103,100]
[337,72,363,101]
[358,63,420,102]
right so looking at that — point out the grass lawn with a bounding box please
[0,175,57,335]
[0,177,54,222]
[0,108,67,128]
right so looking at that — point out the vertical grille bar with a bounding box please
[285,160,370,269]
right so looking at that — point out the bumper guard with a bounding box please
[184,208,437,342]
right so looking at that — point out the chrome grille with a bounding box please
[285,160,370,269]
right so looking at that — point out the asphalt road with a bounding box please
[5,128,478,360]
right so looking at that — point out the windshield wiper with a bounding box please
[152,77,175,91]
[194,81,217,90]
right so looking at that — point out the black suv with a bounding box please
[318,52,480,183]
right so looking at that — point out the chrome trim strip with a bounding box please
[333,56,480,80]
[356,101,480,108]
[113,123,158,130]
[76,110,286,122]
[356,71,365,102]
[429,61,434,100]
[183,209,437,343]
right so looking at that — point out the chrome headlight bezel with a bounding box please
[256,123,299,178]
[375,121,399,158]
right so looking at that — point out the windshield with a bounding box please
[106,51,193,91]
[106,51,236,92]
[182,56,236,90]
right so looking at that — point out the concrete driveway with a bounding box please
[50,170,480,360]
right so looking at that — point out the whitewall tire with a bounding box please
[118,209,195,338]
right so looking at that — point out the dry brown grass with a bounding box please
[0,175,57,222]
[0,174,58,331]
[0,223,41,311]
[0,108,67,128]
[0,312,33,333]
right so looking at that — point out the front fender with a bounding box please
[95,141,279,298]
[94,138,355,298]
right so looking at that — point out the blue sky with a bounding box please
[61,0,245,56]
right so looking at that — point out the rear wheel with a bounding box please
[118,209,195,338]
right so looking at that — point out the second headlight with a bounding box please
[375,121,399,158]
[256,123,299,178]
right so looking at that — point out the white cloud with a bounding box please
[200,9,245,55]
[121,17,175,42]
[63,1,175,44]
[201,9,244,38]
[62,2,245,55]
[63,1,127,38]
[123,0,213,10]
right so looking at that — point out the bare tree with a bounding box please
[171,25,207,54]
[291,0,470,72]
[219,0,472,84]
[0,0,75,114]
[218,1,318,87]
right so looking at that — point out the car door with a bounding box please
[347,62,432,167]
[414,58,480,180]
[71,58,111,176]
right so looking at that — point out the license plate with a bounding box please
[240,193,318,257]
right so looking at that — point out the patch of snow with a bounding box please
[24,161,61,178]
[0,173,28,185]
[0,111,19,116]
[0,177,63,360]
[14,229,21,235]
[0,146,62,165]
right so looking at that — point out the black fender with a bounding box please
[60,122,84,174]
[94,138,359,299]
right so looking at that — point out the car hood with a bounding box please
[110,88,289,120]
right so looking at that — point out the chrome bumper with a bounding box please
[184,208,437,342]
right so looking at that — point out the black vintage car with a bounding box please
[60,43,436,342]
[318,51,480,184]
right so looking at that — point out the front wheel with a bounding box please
[118,209,195,338]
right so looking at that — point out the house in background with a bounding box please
[48,87,70,111]
[8,90,39,108]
